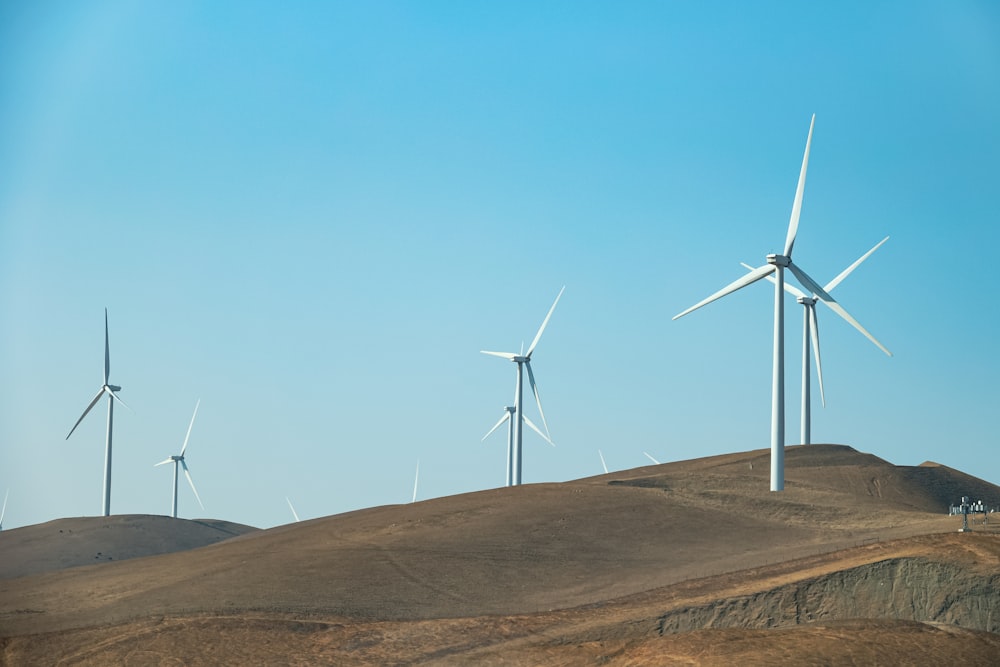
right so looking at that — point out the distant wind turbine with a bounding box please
[0,489,8,530]
[66,309,130,516]
[482,406,552,487]
[673,116,881,492]
[482,286,564,486]
[286,497,300,522]
[643,452,661,465]
[741,235,891,444]
[412,460,420,503]
[154,399,204,519]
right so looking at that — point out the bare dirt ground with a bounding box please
[2,444,998,665]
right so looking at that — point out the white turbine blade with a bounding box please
[1,489,8,527]
[104,308,111,385]
[523,415,554,446]
[742,262,808,299]
[154,457,174,467]
[788,261,892,357]
[526,286,565,357]
[481,350,517,360]
[180,399,201,456]
[482,410,511,441]
[643,451,661,465]
[286,497,300,522]
[783,114,815,257]
[598,450,608,474]
[181,460,204,510]
[525,360,550,438]
[411,460,419,503]
[673,264,776,320]
[66,387,106,439]
[810,305,826,407]
[823,235,890,293]
[109,390,132,412]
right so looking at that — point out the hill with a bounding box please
[1,444,998,665]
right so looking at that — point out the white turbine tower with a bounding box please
[674,115,883,491]
[482,405,552,487]
[742,235,891,444]
[155,400,204,519]
[66,308,129,516]
[482,286,564,486]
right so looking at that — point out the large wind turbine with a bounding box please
[742,235,891,444]
[481,286,564,486]
[155,399,204,519]
[674,116,882,491]
[482,405,553,487]
[66,309,129,516]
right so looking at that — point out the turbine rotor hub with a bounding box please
[797,296,816,305]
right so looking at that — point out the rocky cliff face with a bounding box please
[658,557,1000,635]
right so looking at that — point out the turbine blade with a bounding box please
[411,460,419,503]
[481,350,517,360]
[104,308,110,385]
[643,451,661,465]
[154,457,174,467]
[526,286,565,357]
[673,264,776,320]
[523,415,554,446]
[784,114,815,257]
[823,235,890,293]
[109,390,132,412]
[181,460,204,510]
[810,305,826,407]
[525,360,550,439]
[180,399,201,456]
[598,450,608,474]
[742,262,808,299]
[1,489,8,526]
[482,410,511,441]
[286,497,300,522]
[788,262,892,357]
[66,388,106,439]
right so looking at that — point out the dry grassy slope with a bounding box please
[0,515,258,580]
[4,534,999,666]
[1,444,997,663]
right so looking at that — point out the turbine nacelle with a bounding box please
[766,254,791,268]
[796,296,816,306]
[105,384,122,393]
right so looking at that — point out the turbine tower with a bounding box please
[482,405,552,487]
[481,286,564,486]
[66,308,129,516]
[155,399,204,518]
[742,235,891,444]
[674,116,880,491]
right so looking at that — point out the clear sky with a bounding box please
[2,1,998,529]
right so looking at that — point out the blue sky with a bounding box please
[2,1,998,529]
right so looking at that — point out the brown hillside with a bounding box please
[0,515,258,580]
[1,444,997,665]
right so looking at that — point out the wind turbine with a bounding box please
[481,286,564,486]
[482,405,552,487]
[673,115,882,491]
[0,489,8,530]
[411,460,420,503]
[742,235,891,444]
[286,497,301,522]
[598,450,609,474]
[643,452,661,465]
[155,399,204,519]
[66,308,129,516]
